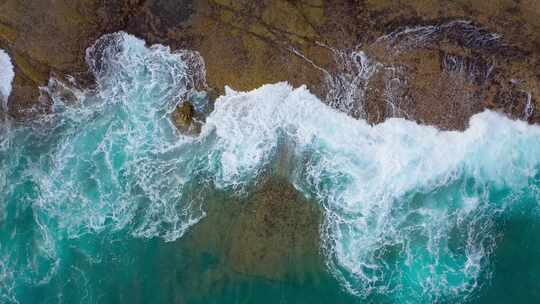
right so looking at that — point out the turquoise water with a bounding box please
[1,32,540,303]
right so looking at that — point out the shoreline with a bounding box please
[1,1,539,129]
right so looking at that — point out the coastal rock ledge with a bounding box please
[1,0,540,129]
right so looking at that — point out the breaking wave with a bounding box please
[207,83,540,302]
[1,32,539,303]
[0,49,14,111]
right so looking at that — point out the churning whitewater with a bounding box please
[1,32,539,303]
[0,49,14,111]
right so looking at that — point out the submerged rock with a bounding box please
[179,178,323,283]
[227,179,322,280]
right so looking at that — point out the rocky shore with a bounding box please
[2,0,539,128]
[2,0,540,284]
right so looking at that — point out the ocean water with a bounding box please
[0,32,539,303]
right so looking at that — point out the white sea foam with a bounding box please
[0,257,17,304]
[204,82,540,301]
[0,49,15,111]
[41,32,209,242]
[1,32,539,302]
[0,33,209,299]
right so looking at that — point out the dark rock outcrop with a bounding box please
[0,1,124,117]
[172,100,202,134]
[1,0,539,129]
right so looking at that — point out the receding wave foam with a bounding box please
[204,83,540,302]
[0,49,14,111]
[0,32,209,300]
[1,32,539,303]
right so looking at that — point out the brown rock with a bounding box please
[1,0,540,129]
[172,100,197,134]
[0,0,135,118]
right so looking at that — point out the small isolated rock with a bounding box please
[172,100,200,135]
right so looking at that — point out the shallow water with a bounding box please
[1,32,539,303]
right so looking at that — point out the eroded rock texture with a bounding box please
[1,0,540,128]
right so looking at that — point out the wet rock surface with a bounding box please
[337,20,540,129]
[1,0,539,129]
[172,100,199,134]
[0,0,119,117]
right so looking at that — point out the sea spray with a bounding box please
[0,49,15,111]
[1,32,539,303]
[0,32,209,301]
[205,83,540,302]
